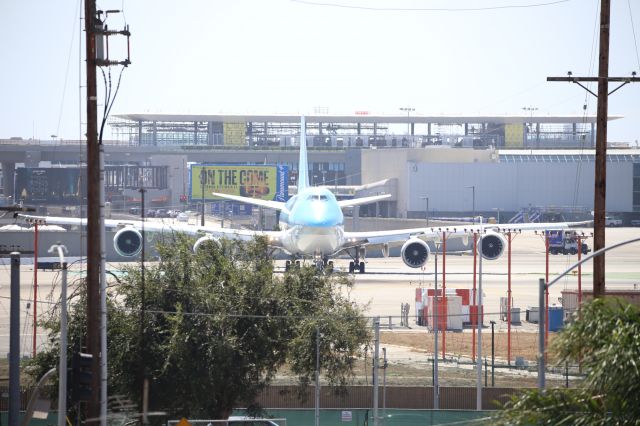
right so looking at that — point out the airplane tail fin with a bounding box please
[297,115,309,192]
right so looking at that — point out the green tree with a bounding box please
[30,235,371,421]
[494,298,640,425]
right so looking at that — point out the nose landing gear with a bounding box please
[285,259,301,272]
[315,257,334,274]
[286,257,333,274]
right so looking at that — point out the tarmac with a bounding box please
[0,226,639,358]
[335,227,639,323]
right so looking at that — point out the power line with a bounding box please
[55,0,82,137]
[291,0,571,12]
[628,0,640,72]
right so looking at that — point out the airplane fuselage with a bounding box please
[279,187,345,257]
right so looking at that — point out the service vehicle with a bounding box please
[547,230,590,255]
[605,216,622,227]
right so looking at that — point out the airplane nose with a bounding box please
[309,213,334,227]
[308,204,339,227]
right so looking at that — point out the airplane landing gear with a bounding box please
[348,261,365,274]
[286,258,333,274]
[348,248,366,274]
[314,257,334,274]
[285,259,302,272]
[324,259,334,274]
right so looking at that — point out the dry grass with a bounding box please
[272,330,575,388]
[381,330,559,363]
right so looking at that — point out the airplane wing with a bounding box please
[337,194,391,208]
[210,192,289,213]
[212,191,391,212]
[434,220,593,235]
[18,214,286,247]
[342,220,592,247]
[343,227,428,247]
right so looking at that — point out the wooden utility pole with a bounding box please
[548,0,639,297]
[593,0,610,298]
[84,0,102,420]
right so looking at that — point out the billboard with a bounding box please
[190,164,288,202]
[223,122,246,145]
[505,123,524,147]
[15,168,85,204]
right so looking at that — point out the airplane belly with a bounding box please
[286,226,343,256]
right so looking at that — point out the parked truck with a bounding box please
[605,216,623,227]
[547,230,590,255]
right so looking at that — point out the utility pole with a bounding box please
[547,0,638,297]
[593,0,610,298]
[84,3,131,422]
[84,0,101,420]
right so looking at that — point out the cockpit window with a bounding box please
[307,195,329,201]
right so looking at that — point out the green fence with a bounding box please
[0,409,493,425]
[232,408,493,426]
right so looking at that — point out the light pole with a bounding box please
[399,107,415,136]
[537,236,640,389]
[315,327,321,426]
[137,186,149,423]
[476,217,484,410]
[522,106,539,148]
[200,167,206,226]
[465,185,475,223]
[48,244,68,426]
[490,320,495,387]
[182,159,187,201]
[420,196,429,227]
[433,241,440,409]
[492,207,501,224]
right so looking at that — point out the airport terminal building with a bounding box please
[1,113,639,223]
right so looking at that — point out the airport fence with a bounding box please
[357,307,584,389]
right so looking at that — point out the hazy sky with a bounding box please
[1,0,639,143]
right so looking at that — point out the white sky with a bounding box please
[1,0,639,143]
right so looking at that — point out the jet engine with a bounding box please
[401,238,430,268]
[113,227,143,257]
[193,234,220,252]
[479,231,506,260]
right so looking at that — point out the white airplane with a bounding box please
[19,116,589,273]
